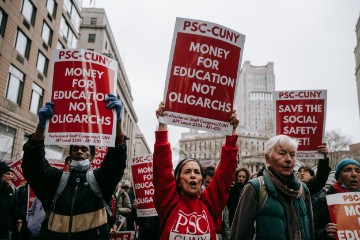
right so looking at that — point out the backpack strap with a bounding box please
[86,169,113,218]
[51,172,70,210]
[249,176,267,213]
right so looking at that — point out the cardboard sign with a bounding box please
[130,155,157,217]
[162,18,245,135]
[326,193,360,240]
[200,160,216,169]
[91,146,108,169]
[9,159,25,188]
[274,90,327,159]
[109,231,135,240]
[45,49,117,147]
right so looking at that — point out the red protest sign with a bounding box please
[130,155,157,217]
[45,49,117,147]
[274,90,327,159]
[162,18,245,135]
[9,159,25,188]
[326,193,360,240]
[91,146,108,169]
[109,231,135,240]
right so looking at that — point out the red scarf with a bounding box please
[333,182,351,193]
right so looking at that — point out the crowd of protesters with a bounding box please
[0,99,359,240]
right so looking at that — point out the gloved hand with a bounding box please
[105,93,123,121]
[38,102,54,129]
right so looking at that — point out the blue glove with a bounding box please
[105,93,123,121]
[38,102,54,129]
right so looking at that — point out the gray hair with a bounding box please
[265,135,298,156]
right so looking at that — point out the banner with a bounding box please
[326,193,360,240]
[109,231,135,240]
[274,90,327,159]
[130,155,157,217]
[162,18,245,135]
[45,49,117,147]
[9,159,25,188]
[91,146,108,169]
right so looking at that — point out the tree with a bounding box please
[324,129,352,169]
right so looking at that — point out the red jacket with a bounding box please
[153,131,238,240]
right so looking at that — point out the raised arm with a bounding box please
[201,109,239,219]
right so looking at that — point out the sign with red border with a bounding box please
[130,154,157,217]
[274,90,327,159]
[45,49,117,147]
[162,18,245,135]
[326,193,360,240]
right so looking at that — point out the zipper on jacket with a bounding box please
[68,177,80,240]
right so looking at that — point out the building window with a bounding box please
[0,8,8,37]
[63,0,80,31]
[36,51,49,76]
[88,34,96,43]
[60,16,77,49]
[41,21,53,46]
[0,123,16,161]
[46,0,57,18]
[21,0,36,26]
[57,41,64,49]
[90,17,97,25]
[6,65,25,105]
[14,29,31,59]
[29,83,43,114]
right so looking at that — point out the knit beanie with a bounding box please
[0,161,11,175]
[335,158,360,180]
[174,158,203,185]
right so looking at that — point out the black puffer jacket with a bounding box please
[0,182,16,235]
[22,139,127,240]
[314,186,336,240]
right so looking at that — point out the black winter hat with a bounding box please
[0,161,12,175]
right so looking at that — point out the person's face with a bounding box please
[70,145,91,161]
[178,161,202,197]
[265,142,296,177]
[1,172,12,183]
[298,169,312,182]
[203,175,212,188]
[237,171,247,184]
[338,164,360,190]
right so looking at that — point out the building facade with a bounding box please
[235,61,275,134]
[355,15,360,118]
[0,2,150,181]
[0,0,82,162]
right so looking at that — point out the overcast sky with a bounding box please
[83,0,360,155]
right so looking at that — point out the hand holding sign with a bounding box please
[229,108,239,135]
[324,223,337,239]
[317,143,329,159]
[38,102,54,129]
[105,93,123,121]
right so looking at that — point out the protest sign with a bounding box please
[27,185,36,210]
[91,146,108,169]
[274,90,326,159]
[326,192,360,240]
[109,231,135,240]
[48,158,66,170]
[130,154,157,217]
[9,159,25,188]
[200,159,216,169]
[45,49,117,147]
[162,18,245,135]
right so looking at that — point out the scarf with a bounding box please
[267,168,303,240]
[333,181,354,193]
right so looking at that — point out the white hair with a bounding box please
[265,135,298,156]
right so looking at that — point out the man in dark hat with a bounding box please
[0,161,16,240]
[22,93,128,240]
[314,158,360,239]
